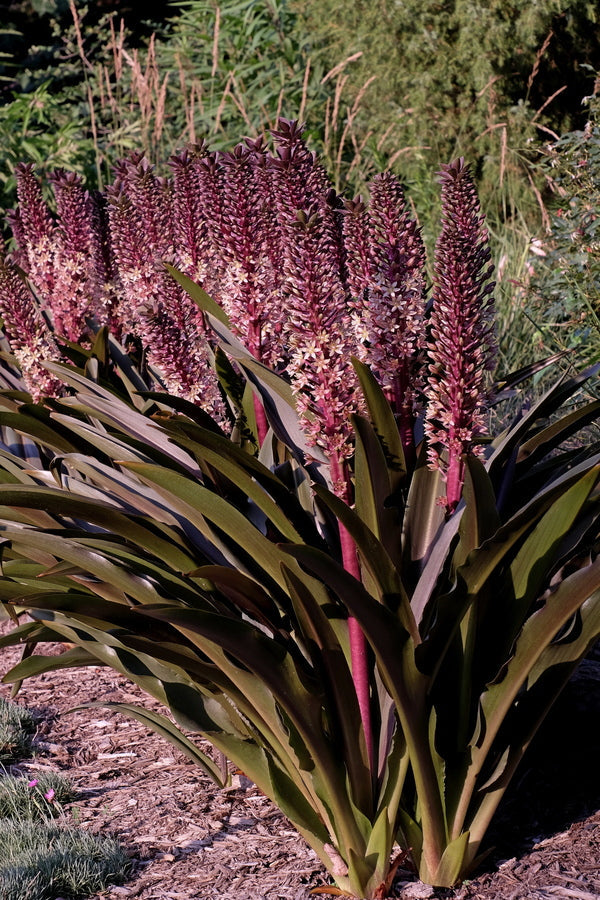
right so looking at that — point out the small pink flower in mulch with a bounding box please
[44,788,55,802]
[27,779,39,788]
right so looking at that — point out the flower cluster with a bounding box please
[0,248,63,400]
[424,158,497,510]
[14,165,111,343]
[2,125,496,502]
[343,174,426,460]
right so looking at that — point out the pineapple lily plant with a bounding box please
[0,125,598,898]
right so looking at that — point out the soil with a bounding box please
[0,618,598,900]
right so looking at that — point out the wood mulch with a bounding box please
[0,617,598,900]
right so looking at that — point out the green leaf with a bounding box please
[147,420,311,543]
[527,594,600,688]
[0,484,198,572]
[165,264,231,326]
[280,562,372,815]
[403,454,446,581]
[429,830,470,887]
[352,414,404,565]
[454,456,501,571]
[351,358,406,489]
[516,399,600,465]
[206,314,328,464]
[0,410,76,454]
[312,484,418,641]
[509,466,599,615]
[265,754,330,845]
[120,461,293,589]
[488,364,600,479]
[2,645,99,680]
[454,557,600,844]
[457,459,600,599]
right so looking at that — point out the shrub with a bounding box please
[526,91,600,361]
[293,0,600,196]
[0,0,365,214]
[0,698,35,762]
[0,820,130,900]
[0,768,129,899]
[0,133,598,896]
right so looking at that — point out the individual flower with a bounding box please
[424,158,497,511]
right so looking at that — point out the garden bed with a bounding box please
[0,618,598,900]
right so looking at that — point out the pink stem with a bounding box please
[247,326,269,447]
[445,448,464,514]
[253,393,269,446]
[393,368,415,472]
[331,454,375,772]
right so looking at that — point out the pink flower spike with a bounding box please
[27,779,38,788]
[44,788,55,801]
[424,158,497,513]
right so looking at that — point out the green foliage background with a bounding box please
[293,0,600,198]
[526,95,600,362]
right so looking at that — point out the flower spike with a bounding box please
[425,158,497,511]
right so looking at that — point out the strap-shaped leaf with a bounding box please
[2,645,99,681]
[491,351,567,398]
[154,417,327,548]
[454,456,500,571]
[56,392,202,477]
[0,618,62,648]
[206,314,328,465]
[0,410,76,454]
[5,606,290,796]
[137,603,368,853]
[352,414,404,567]
[265,754,331,847]
[189,564,281,625]
[120,462,293,590]
[509,466,599,618]
[0,527,176,606]
[142,423,308,544]
[403,455,446,581]
[280,563,372,815]
[516,399,600,465]
[165,264,231,326]
[352,358,406,488]
[527,594,600,688]
[312,483,418,641]
[48,418,156,464]
[0,484,198,572]
[74,701,229,786]
[429,831,471,888]
[488,363,600,478]
[457,459,600,598]
[452,557,600,840]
